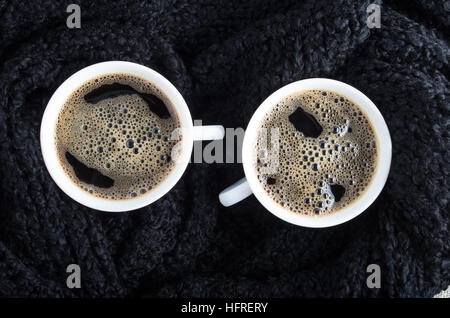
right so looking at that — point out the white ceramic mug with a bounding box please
[41,61,224,212]
[219,78,392,228]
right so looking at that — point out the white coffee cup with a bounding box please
[40,61,224,212]
[219,78,392,228]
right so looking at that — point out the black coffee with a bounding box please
[254,89,378,216]
[56,73,181,200]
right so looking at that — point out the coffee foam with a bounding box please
[254,90,378,216]
[55,73,181,200]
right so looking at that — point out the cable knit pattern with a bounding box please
[0,0,448,297]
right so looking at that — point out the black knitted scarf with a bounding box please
[0,0,448,297]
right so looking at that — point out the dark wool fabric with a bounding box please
[0,0,448,297]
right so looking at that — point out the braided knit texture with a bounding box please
[0,0,448,297]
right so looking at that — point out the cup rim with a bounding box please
[242,78,392,228]
[40,61,193,212]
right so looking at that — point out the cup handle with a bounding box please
[193,125,225,141]
[219,177,253,207]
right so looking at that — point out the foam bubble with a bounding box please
[254,89,378,216]
[55,73,182,200]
